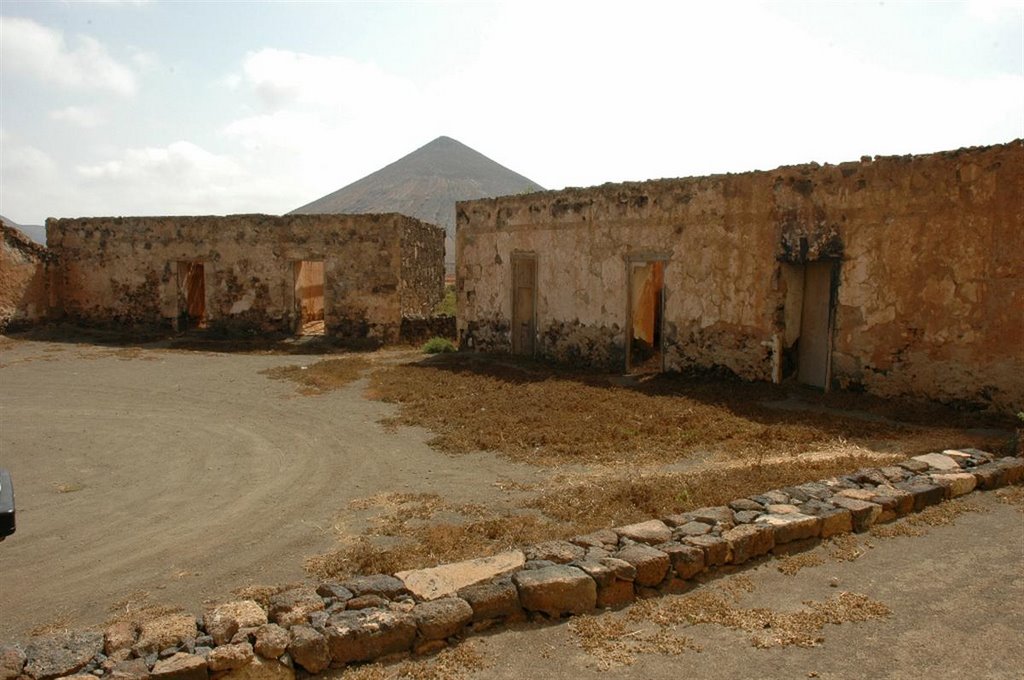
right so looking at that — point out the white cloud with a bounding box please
[0,16,136,96]
[239,48,417,113]
[49,105,106,128]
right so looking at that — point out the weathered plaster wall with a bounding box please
[47,213,442,344]
[399,220,445,317]
[0,225,51,332]
[457,140,1024,411]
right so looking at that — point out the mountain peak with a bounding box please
[290,137,544,267]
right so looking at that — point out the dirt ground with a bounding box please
[330,489,1024,680]
[0,338,545,642]
[0,336,1014,646]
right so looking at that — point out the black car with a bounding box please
[0,469,15,540]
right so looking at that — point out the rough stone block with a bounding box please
[134,614,196,657]
[898,459,931,474]
[734,510,762,524]
[107,658,149,680]
[204,601,267,647]
[830,496,882,532]
[722,523,774,564]
[412,598,473,641]
[397,550,524,601]
[683,534,731,566]
[253,625,289,660]
[836,489,877,503]
[871,486,915,517]
[0,646,26,680]
[895,482,946,511]
[568,529,619,549]
[596,580,635,609]
[150,653,208,680]
[340,575,408,599]
[912,453,961,471]
[657,543,706,579]
[680,506,735,527]
[315,582,354,603]
[613,544,670,587]
[524,540,585,564]
[728,498,764,512]
[323,609,416,665]
[207,644,254,672]
[613,520,672,545]
[931,472,977,498]
[457,581,522,622]
[996,457,1024,484]
[287,626,329,675]
[755,512,822,544]
[512,565,597,617]
[212,656,293,680]
[268,589,324,628]
[103,623,136,657]
[971,463,1009,490]
[672,521,712,538]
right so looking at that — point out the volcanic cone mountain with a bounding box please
[289,136,544,270]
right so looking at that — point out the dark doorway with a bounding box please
[511,253,537,355]
[795,260,837,389]
[627,260,665,373]
[176,261,206,329]
[294,260,325,335]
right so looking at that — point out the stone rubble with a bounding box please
[4,449,1020,679]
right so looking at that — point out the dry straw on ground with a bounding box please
[870,497,985,539]
[338,641,490,680]
[262,356,371,395]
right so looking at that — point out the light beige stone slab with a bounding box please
[396,550,525,601]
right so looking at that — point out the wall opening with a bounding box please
[511,253,537,355]
[782,260,838,389]
[294,260,325,336]
[176,261,206,330]
[627,260,665,374]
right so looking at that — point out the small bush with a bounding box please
[422,337,456,354]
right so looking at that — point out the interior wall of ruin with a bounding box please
[0,225,51,332]
[456,140,1023,412]
[46,213,442,343]
[399,219,446,317]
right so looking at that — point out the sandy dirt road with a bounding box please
[0,339,543,642]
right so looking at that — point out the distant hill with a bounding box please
[289,136,544,269]
[0,215,45,246]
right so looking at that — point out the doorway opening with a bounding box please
[511,253,537,355]
[782,260,838,389]
[176,261,206,330]
[294,260,325,336]
[627,260,665,373]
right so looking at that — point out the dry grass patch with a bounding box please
[308,455,902,580]
[777,552,826,575]
[870,497,985,539]
[995,484,1024,511]
[262,356,371,395]
[339,641,491,680]
[569,613,702,670]
[625,582,890,649]
[368,357,923,466]
[827,534,868,562]
[103,591,186,632]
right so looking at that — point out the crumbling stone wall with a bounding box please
[47,213,443,344]
[0,225,51,332]
[457,140,1024,412]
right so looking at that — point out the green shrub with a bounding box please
[422,336,456,354]
[433,285,456,316]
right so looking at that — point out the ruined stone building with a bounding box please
[456,140,1023,412]
[1,223,52,332]
[45,213,444,343]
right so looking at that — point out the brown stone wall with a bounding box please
[0,225,51,331]
[456,140,1024,412]
[47,213,441,344]
[399,218,445,317]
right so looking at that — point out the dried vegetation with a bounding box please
[262,356,372,395]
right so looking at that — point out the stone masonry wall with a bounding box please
[0,225,51,332]
[399,219,445,317]
[47,214,441,344]
[456,141,1024,412]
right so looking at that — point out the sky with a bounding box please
[1,0,1022,229]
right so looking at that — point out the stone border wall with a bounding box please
[3,450,1021,680]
